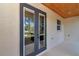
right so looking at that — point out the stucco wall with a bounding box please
[64,16,79,55]
[0,3,19,56]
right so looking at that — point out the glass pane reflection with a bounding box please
[24,10,35,55]
[39,14,45,49]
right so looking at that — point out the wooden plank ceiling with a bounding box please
[43,3,79,18]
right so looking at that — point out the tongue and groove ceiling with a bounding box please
[43,3,79,18]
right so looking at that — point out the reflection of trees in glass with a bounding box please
[25,24,30,31]
[24,10,35,45]
[24,10,34,36]
[30,18,34,34]
[25,17,30,32]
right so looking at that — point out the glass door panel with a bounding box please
[39,13,46,49]
[23,7,35,55]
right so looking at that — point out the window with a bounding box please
[57,20,61,31]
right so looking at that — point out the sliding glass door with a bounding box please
[20,3,46,56]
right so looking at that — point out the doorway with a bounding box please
[20,3,47,56]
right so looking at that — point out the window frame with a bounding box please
[20,3,47,56]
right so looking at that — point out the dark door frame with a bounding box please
[20,3,47,56]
